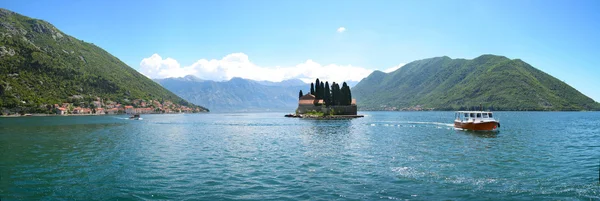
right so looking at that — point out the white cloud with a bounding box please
[382,63,406,73]
[139,54,195,79]
[139,53,401,83]
[337,27,346,33]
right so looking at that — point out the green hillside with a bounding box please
[0,8,208,113]
[353,55,600,111]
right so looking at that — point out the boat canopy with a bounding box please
[455,111,495,120]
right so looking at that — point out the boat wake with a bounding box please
[405,121,454,127]
[370,121,455,129]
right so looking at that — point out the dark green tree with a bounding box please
[315,78,321,99]
[341,82,352,105]
[320,81,324,101]
[345,82,352,105]
[299,90,303,99]
[324,82,331,106]
[332,82,341,106]
[340,85,347,105]
[310,83,315,95]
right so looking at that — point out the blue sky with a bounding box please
[3,0,600,101]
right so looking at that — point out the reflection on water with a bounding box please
[0,112,599,200]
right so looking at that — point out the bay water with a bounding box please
[1,112,599,200]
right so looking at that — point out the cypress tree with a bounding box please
[341,82,352,105]
[320,81,324,101]
[330,82,336,105]
[347,86,352,105]
[345,87,351,105]
[310,83,314,95]
[340,85,347,105]
[332,83,341,106]
[324,82,330,106]
[299,90,303,99]
[315,79,320,99]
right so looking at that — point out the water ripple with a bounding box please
[1,112,599,200]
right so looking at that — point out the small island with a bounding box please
[286,78,363,119]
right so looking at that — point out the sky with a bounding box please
[3,0,600,101]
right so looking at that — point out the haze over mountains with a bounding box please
[0,8,207,113]
[353,55,600,111]
[154,76,308,112]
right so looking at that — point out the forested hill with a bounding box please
[0,8,208,113]
[353,55,600,111]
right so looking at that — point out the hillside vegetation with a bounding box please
[0,8,207,113]
[353,55,600,111]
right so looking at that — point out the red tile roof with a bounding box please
[299,94,316,100]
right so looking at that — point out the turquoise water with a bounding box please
[1,112,599,200]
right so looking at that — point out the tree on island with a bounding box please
[299,90,303,99]
[342,82,351,105]
[320,81,324,101]
[331,82,341,106]
[315,78,321,99]
[324,82,331,106]
[304,78,353,107]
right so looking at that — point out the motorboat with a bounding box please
[129,114,140,120]
[454,111,499,131]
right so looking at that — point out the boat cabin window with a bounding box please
[464,113,468,118]
[476,113,482,118]
[489,113,493,118]
[483,113,489,118]
[470,113,475,118]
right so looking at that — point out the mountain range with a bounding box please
[154,76,308,112]
[2,8,597,113]
[353,55,600,111]
[0,8,207,113]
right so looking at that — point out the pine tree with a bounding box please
[299,90,303,99]
[310,83,314,95]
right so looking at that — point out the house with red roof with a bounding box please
[57,107,67,115]
[125,105,134,114]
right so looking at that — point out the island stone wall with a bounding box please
[297,104,357,115]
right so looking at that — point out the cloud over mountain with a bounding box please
[139,53,379,84]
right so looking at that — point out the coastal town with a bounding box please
[1,97,204,116]
[52,98,202,115]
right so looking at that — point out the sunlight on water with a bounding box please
[0,112,599,200]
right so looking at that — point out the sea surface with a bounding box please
[1,112,599,200]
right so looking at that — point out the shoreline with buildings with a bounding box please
[1,98,206,117]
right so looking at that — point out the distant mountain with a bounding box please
[345,81,359,88]
[154,76,308,112]
[255,79,305,87]
[0,8,208,113]
[353,55,600,111]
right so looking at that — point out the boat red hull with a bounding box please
[454,121,499,131]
